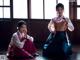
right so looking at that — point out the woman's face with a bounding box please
[56,7,64,17]
[19,24,27,33]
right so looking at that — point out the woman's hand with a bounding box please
[50,24,56,33]
[22,49,34,58]
[23,28,27,38]
[20,33,27,42]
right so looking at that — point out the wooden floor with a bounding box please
[0,46,80,60]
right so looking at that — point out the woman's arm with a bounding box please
[27,35,34,42]
[66,18,74,31]
[12,33,33,57]
[48,19,55,33]
[12,33,25,48]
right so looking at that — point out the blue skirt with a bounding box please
[43,31,72,58]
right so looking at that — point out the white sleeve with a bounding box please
[66,18,74,31]
[12,33,25,48]
[48,19,55,32]
[8,37,13,48]
[27,35,34,42]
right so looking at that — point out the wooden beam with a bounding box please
[10,0,13,19]
[69,1,77,20]
[27,0,31,19]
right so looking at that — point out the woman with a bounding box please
[7,20,38,60]
[43,3,74,59]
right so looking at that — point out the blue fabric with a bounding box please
[43,33,55,50]
[43,31,72,58]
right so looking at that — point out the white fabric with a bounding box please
[27,35,34,42]
[11,32,25,48]
[10,32,34,48]
[66,33,71,46]
[65,18,74,31]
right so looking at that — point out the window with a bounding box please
[77,8,80,19]
[77,0,80,19]
[31,0,56,19]
[0,0,3,6]
[4,0,10,6]
[31,0,69,19]
[4,7,10,18]
[0,0,10,18]
[13,0,28,19]
[77,0,80,5]
[45,0,56,19]
[31,0,43,19]
[0,0,69,19]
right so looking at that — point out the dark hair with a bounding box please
[56,3,64,10]
[17,20,26,28]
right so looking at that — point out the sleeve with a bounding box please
[27,35,34,42]
[9,37,14,47]
[12,33,25,48]
[66,18,74,31]
[48,19,55,32]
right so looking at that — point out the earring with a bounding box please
[17,27,19,29]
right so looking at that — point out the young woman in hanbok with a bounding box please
[7,20,38,60]
[43,3,74,59]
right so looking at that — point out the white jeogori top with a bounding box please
[9,32,34,48]
[48,16,74,32]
